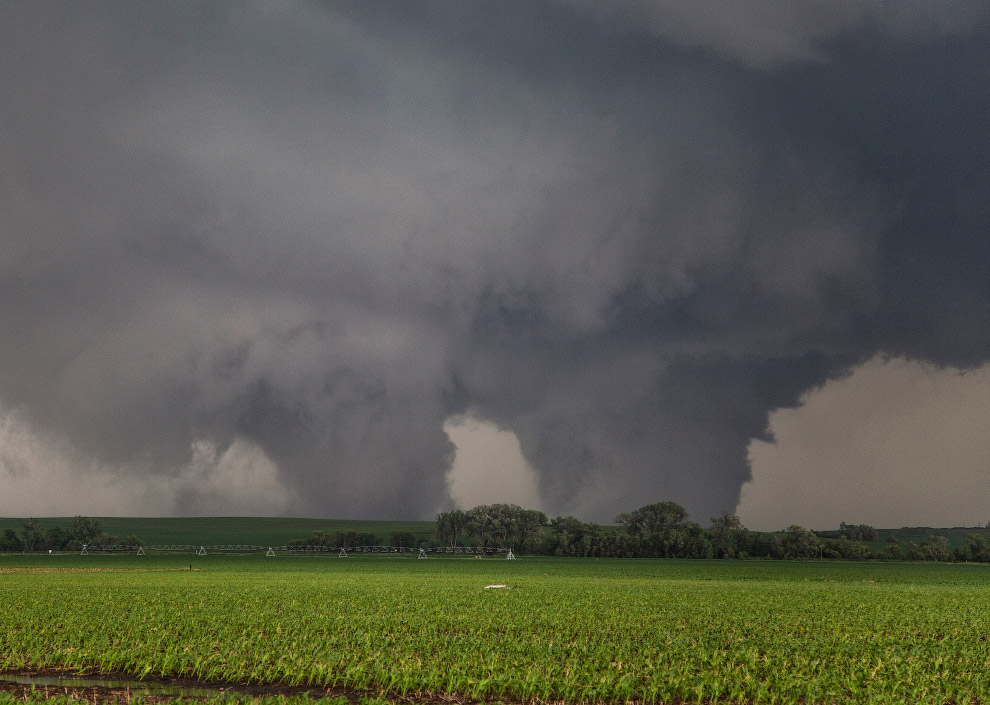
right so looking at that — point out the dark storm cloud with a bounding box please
[590,0,988,66]
[1,1,988,521]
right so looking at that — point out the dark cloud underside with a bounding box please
[1,1,988,521]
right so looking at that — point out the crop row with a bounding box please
[0,556,989,703]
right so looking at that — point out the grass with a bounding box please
[1,554,989,703]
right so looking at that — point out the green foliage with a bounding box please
[71,515,110,545]
[388,531,416,548]
[920,534,950,561]
[616,501,696,558]
[8,513,990,566]
[0,517,434,548]
[838,522,878,541]
[965,533,990,562]
[783,525,822,559]
[709,511,744,558]
[18,518,48,552]
[10,517,121,552]
[289,530,380,549]
[0,528,23,552]
[824,537,872,560]
[434,509,468,548]
[1,556,990,703]
[437,504,547,552]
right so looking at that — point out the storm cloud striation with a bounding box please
[1,2,989,522]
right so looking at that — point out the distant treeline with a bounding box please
[430,503,990,562]
[7,510,990,563]
[288,529,399,549]
[0,517,143,552]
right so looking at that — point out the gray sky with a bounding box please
[2,1,989,526]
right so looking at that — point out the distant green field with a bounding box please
[1,555,989,703]
[0,517,436,547]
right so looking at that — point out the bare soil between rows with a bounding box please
[0,669,487,704]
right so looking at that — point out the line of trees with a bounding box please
[0,517,143,552]
[431,502,760,558]
[434,505,548,552]
[434,502,990,562]
[288,529,382,549]
[8,508,990,563]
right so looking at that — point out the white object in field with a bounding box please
[506,549,516,560]
[266,547,275,557]
[198,545,207,556]
[338,547,348,558]
[485,584,509,589]
[136,546,146,555]
[418,548,428,559]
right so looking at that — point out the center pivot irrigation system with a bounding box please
[78,544,517,559]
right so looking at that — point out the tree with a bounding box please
[63,516,117,549]
[709,512,744,558]
[334,531,379,548]
[19,519,48,552]
[783,525,821,559]
[683,522,714,558]
[966,533,990,562]
[906,542,926,561]
[839,522,877,542]
[549,516,585,556]
[435,510,468,548]
[516,509,548,553]
[48,526,68,550]
[829,537,871,560]
[70,516,106,545]
[617,501,691,558]
[464,504,540,550]
[487,504,518,548]
[389,531,416,548]
[0,528,24,552]
[921,535,949,562]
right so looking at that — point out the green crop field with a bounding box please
[2,555,990,703]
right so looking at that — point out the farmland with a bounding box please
[1,555,989,703]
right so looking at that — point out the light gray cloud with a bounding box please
[444,415,544,511]
[740,357,990,530]
[0,406,295,517]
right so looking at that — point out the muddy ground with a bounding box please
[0,669,489,704]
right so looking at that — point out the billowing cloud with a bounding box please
[444,415,544,511]
[0,407,294,517]
[1,2,989,523]
[739,357,990,530]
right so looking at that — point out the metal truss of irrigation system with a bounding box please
[73,544,512,557]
